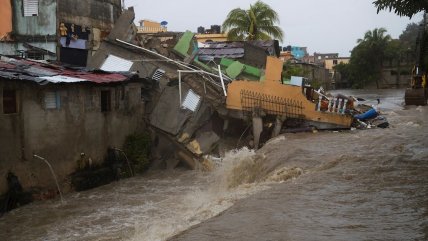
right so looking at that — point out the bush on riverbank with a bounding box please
[123,132,152,174]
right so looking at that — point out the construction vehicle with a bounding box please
[405,12,428,106]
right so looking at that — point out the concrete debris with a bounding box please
[85,9,390,169]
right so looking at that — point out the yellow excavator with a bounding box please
[405,12,427,106]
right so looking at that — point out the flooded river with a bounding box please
[1,89,427,241]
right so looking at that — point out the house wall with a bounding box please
[0,0,12,39]
[12,0,57,37]
[243,43,269,68]
[291,46,307,59]
[0,80,145,194]
[298,64,331,89]
[58,0,121,31]
[324,58,350,71]
[314,53,339,66]
[382,67,412,88]
[88,40,179,82]
[1,0,122,63]
[0,42,57,60]
[57,0,122,66]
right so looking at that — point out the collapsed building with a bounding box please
[0,7,387,211]
[86,9,355,171]
[0,56,145,198]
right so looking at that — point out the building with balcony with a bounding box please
[0,0,122,66]
[137,19,167,34]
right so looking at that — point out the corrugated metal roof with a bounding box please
[100,55,134,72]
[37,75,87,83]
[197,40,279,60]
[198,48,245,60]
[0,57,132,85]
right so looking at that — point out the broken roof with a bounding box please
[0,57,133,85]
[197,40,280,61]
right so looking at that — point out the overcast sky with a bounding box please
[124,0,422,57]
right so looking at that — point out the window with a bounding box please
[181,89,201,112]
[3,90,17,114]
[23,0,38,17]
[44,91,60,109]
[333,60,338,65]
[101,90,111,112]
[152,68,165,82]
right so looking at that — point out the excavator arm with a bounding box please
[405,11,428,105]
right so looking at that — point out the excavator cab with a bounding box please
[405,70,427,105]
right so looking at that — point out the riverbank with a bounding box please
[169,90,428,241]
[1,89,427,241]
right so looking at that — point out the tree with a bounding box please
[373,0,428,18]
[222,1,284,41]
[355,28,392,88]
[400,22,419,46]
[333,62,352,88]
[282,61,306,80]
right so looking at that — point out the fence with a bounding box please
[240,89,304,119]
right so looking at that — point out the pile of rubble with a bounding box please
[87,9,388,170]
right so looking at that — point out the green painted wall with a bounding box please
[220,58,262,79]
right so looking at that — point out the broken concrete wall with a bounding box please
[243,42,269,68]
[58,0,122,31]
[0,0,58,59]
[11,0,57,37]
[0,80,145,194]
[296,63,331,89]
[150,85,193,135]
[87,40,179,85]
[106,8,137,43]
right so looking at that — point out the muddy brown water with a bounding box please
[0,89,427,241]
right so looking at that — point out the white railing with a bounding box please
[137,26,167,33]
[317,97,348,114]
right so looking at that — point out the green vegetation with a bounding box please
[282,61,306,80]
[373,0,427,18]
[222,1,283,41]
[334,22,422,88]
[123,132,151,174]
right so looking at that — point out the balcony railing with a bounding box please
[137,26,167,33]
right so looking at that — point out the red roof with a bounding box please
[0,57,132,84]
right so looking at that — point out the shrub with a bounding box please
[123,132,152,174]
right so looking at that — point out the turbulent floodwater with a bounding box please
[1,89,427,241]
